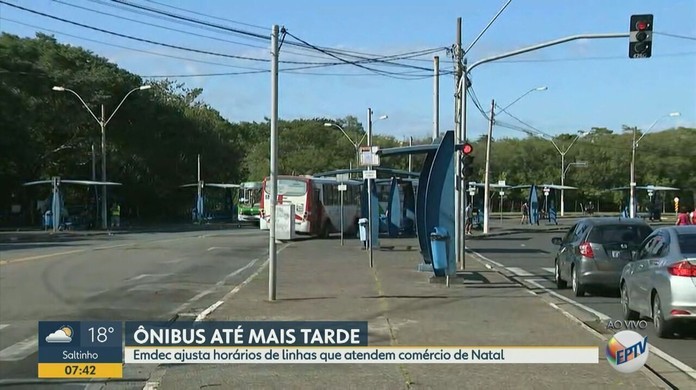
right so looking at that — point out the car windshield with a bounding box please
[677,233,696,255]
[264,179,307,196]
[587,224,653,247]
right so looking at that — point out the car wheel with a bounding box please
[621,282,639,320]
[555,260,567,289]
[652,294,672,338]
[572,266,585,297]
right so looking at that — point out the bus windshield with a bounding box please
[265,179,307,197]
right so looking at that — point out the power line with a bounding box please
[654,31,696,41]
[5,1,449,77]
[103,0,446,70]
[0,18,446,79]
[142,0,267,31]
[0,1,274,62]
[108,0,269,41]
[282,30,435,80]
[0,17,267,70]
[53,0,344,62]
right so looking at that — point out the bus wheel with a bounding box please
[320,222,330,239]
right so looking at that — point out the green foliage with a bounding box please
[1,33,695,224]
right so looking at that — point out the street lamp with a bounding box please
[482,86,547,234]
[518,129,588,217]
[629,112,680,218]
[496,86,548,114]
[53,84,152,229]
[324,122,363,167]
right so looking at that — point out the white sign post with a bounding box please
[335,174,350,246]
[499,190,505,222]
[274,204,296,241]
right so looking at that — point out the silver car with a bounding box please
[620,226,696,338]
[552,218,653,296]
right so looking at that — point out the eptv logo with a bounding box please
[606,331,649,373]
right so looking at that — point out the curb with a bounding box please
[466,249,695,389]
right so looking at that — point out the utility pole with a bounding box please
[454,17,462,131]
[630,127,637,218]
[268,24,279,301]
[100,104,107,230]
[92,143,97,225]
[483,99,495,234]
[367,108,374,268]
[408,136,413,172]
[454,17,464,271]
[433,55,440,141]
[197,154,202,222]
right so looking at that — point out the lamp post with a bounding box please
[563,161,589,199]
[366,110,387,268]
[516,129,588,217]
[53,85,151,229]
[323,122,364,167]
[496,86,548,114]
[629,112,680,218]
[482,86,547,234]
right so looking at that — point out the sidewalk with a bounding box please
[152,237,666,389]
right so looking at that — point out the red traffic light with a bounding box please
[461,143,473,154]
[636,20,648,30]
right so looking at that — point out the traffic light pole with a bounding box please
[456,32,630,268]
[466,33,628,74]
[482,99,494,234]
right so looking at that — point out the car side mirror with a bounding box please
[551,237,563,246]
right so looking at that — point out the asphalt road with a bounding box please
[465,230,696,375]
[0,227,270,388]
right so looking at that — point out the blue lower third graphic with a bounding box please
[38,321,123,378]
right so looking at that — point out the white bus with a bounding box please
[259,175,362,237]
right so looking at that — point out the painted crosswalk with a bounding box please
[506,267,533,276]
[502,267,556,277]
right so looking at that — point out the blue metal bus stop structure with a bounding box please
[377,130,457,277]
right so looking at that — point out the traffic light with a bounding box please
[459,143,474,179]
[629,14,653,58]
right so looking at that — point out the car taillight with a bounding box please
[579,241,594,258]
[667,261,696,277]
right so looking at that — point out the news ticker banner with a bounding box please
[38,321,599,377]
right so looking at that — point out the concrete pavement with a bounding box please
[0,228,270,388]
[465,230,696,388]
[149,236,669,389]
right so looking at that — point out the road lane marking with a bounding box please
[206,246,230,251]
[542,267,555,274]
[0,336,38,361]
[0,249,86,265]
[468,248,696,381]
[506,267,533,276]
[126,273,172,282]
[194,244,291,322]
[0,324,8,331]
[1,232,256,265]
[171,258,260,316]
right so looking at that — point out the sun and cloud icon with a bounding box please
[45,325,74,343]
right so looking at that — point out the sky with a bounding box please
[1,0,695,141]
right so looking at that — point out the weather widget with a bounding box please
[38,321,123,378]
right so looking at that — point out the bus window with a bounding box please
[265,179,307,196]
